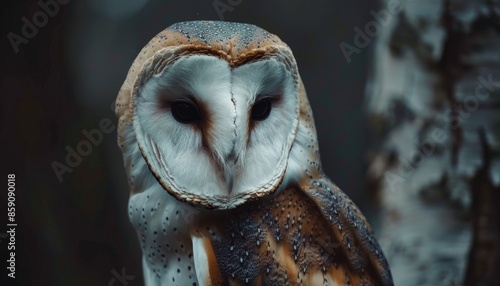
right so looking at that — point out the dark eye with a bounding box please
[251,99,272,121]
[171,101,200,124]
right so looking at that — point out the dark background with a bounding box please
[0,0,378,284]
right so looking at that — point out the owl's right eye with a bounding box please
[251,99,272,121]
[171,101,200,124]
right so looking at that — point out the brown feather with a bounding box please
[193,177,393,285]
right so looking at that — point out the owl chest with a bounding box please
[128,187,199,284]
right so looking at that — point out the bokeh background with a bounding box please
[1,0,377,285]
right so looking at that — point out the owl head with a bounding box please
[116,21,322,209]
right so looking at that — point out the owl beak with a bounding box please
[224,149,237,193]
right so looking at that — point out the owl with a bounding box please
[115,21,393,286]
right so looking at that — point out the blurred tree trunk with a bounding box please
[365,0,500,285]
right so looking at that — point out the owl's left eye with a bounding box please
[171,101,200,124]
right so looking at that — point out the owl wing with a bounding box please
[298,177,393,286]
[192,176,393,286]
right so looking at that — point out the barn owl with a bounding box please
[115,21,393,286]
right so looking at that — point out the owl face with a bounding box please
[133,52,299,209]
[117,21,321,210]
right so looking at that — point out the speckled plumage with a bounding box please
[116,21,393,285]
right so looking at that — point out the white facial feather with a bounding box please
[133,54,299,209]
[135,55,233,202]
[231,59,298,197]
